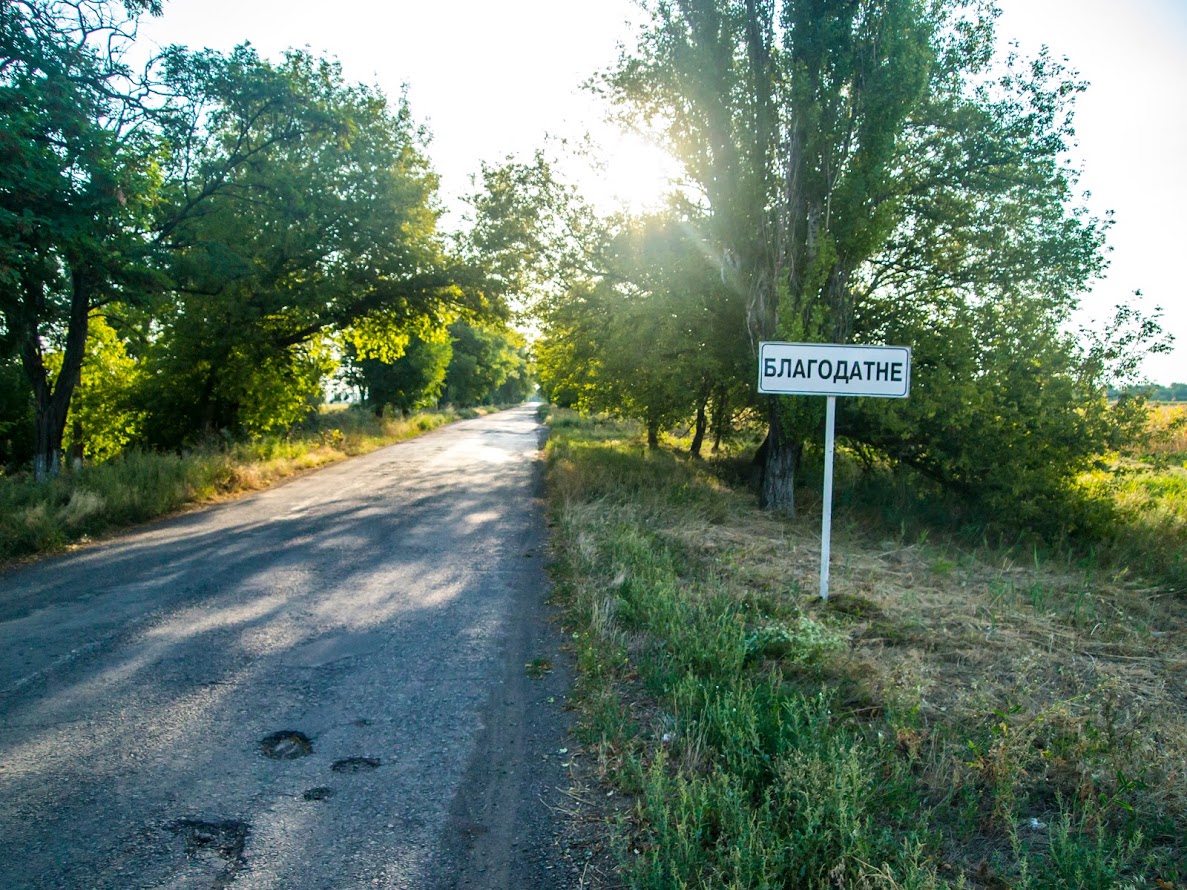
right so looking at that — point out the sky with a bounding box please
[136,0,1186,384]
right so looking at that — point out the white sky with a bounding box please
[137,0,1186,384]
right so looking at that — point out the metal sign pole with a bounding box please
[756,342,910,602]
[820,395,836,601]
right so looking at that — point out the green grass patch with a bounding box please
[1077,463,1187,592]
[0,406,464,564]
[545,408,1186,889]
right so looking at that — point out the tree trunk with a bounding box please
[70,418,85,471]
[759,402,799,516]
[31,403,64,482]
[646,415,660,450]
[22,266,91,482]
[710,386,729,453]
[689,394,709,458]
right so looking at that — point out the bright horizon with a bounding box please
[137,0,1186,385]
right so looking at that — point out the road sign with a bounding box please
[757,341,912,601]
[758,342,911,398]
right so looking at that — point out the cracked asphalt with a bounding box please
[0,404,573,889]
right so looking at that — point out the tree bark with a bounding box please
[70,418,85,471]
[22,266,91,482]
[31,401,63,482]
[689,393,709,458]
[759,401,799,516]
[646,416,660,450]
[710,386,729,454]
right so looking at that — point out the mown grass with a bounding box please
[544,408,1186,889]
[0,406,477,564]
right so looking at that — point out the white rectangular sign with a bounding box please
[758,342,911,398]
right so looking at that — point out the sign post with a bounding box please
[758,342,911,600]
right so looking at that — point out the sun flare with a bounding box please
[588,129,683,215]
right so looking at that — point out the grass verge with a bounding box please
[0,406,487,565]
[544,408,1186,889]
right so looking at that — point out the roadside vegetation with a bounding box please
[2,0,533,488]
[0,406,496,565]
[544,407,1185,889]
[1080,403,1187,592]
[2,0,541,565]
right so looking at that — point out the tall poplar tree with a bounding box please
[602,0,1113,516]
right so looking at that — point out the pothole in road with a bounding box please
[331,756,381,773]
[303,786,335,801]
[170,818,249,863]
[260,730,313,760]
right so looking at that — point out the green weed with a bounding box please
[544,408,1186,889]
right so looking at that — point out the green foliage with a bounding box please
[345,329,452,417]
[460,152,601,317]
[1038,813,1146,890]
[586,0,1158,523]
[1078,462,1187,592]
[1117,382,1187,402]
[0,354,34,468]
[536,210,753,448]
[44,316,144,462]
[136,46,462,445]
[3,7,495,462]
[441,320,531,407]
[851,296,1139,535]
[0,0,166,477]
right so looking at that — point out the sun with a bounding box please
[583,127,684,215]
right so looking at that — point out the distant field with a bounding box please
[1078,401,1187,593]
[544,408,1186,889]
[1140,403,1187,461]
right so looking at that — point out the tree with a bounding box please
[0,0,163,479]
[44,314,143,463]
[536,208,751,450]
[136,47,467,445]
[0,352,34,468]
[441,320,531,408]
[461,152,604,322]
[601,0,1120,517]
[345,327,452,417]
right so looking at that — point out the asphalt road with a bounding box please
[0,405,573,889]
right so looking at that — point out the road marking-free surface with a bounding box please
[0,405,570,889]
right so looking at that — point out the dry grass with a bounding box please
[1137,403,1187,460]
[0,406,494,564]
[691,499,1187,852]
[546,410,1187,888]
[855,539,1179,795]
